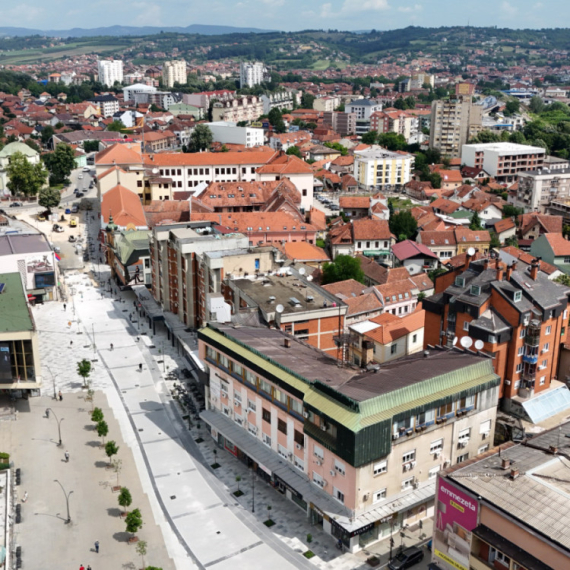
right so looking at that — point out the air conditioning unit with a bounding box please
[288,452,293,459]
[460,440,468,448]
[322,480,328,487]
[404,463,411,471]
[296,443,302,450]
[315,460,322,466]
[392,434,400,441]
[434,450,441,458]
[410,461,417,469]
[482,431,490,439]
[320,424,327,431]
[443,460,451,468]
[505,380,511,386]
[248,407,255,413]
[303,411,309,418]
[234,401,240,407]
[363,493,370,501]
[330,470,336,477]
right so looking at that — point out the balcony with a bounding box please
[523,354,538,364]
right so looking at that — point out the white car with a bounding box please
[82,167,90,172]
[78,174,83,179]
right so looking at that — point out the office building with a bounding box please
[323,112,357,136]
[462,142,546,184]
[239,62,266,88]
[199,325,500,552]
[97,59,123,87]
[433,427,570,570]
[429,84,482,158]
[162,60,187,87]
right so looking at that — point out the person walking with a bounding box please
[70,340,73,348]
[63,303,67,311]
[87,566,92,570]
[139,363,143,372]
[94,540,99,554]
[58,391,63,402]
[46,408,50,418]
[110,343,114,351]
[64,450,70,463]
[79,565,85,570]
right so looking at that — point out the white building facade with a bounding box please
[239,62,266,88]
[353,146,414,190]
[123,83,157,102]
[205,122,264,148]
[97,60,123,87]
[162,60,187,87]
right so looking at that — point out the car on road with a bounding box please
[75,192,85,198]
[388,546,424,570]
[330,204,340,211]
[71,205,79,213]
[78,173,83,179]
[9,202,22,208]
[82,167,91,172]
[37,214,46,221]
[52,224,64,232]
[68,235,76,243]
[69,218,78,228]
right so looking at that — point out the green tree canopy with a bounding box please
[361,130,377,145]
[301,93,315,109]
[97,419,109,443]
[377,132,407,151]
[268,107,286,133]
[125,508,143,536]
[187,124,213,153]
[106,120,125,133]
[40,125,54,146]
[554,274,570,287]
[118,487,132,513]
[529,96,545,114]
[469,211,483,231]
[43,143,75,185]
[6,152,48,197]
[321,255,365,285]
[38,186,61,214]
[286,146,302,158]
[83,140,100,153]
[389,211,418,241]
[504,100,520,116]
[91,407,104,423]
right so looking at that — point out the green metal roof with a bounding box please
[0,273,34,333]
[115,230,150,265]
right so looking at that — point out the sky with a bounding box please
[1,0,564,31]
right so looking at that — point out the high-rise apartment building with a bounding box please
[429,83,482,158]
[239,62,266,88]
[97,59,123,87]
[162,60,187,87]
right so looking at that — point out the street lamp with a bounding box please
[47,366,58,400]
[54,479,73,524]
[251,468,255,513]
[46,408,64,446]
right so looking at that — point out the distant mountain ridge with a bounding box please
[0,24,276,38]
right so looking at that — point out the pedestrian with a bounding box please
[58,391,63,401]
[139,363,143,372]
[136,336,140,343]
[110,343,114,351]
[87,566,92,570]
[70,340,73,347]
[64,450,70,463]
[79,565,85,570]
[63,303,67,311]
[22,491,28,503]
[46,408,50,418]
[94,540,99,554]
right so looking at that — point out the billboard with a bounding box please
[433,477,479,570]
[0,344,12,383]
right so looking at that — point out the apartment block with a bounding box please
[261,92,297,114]
[162,60,187,87]
[353,146,414,190]
[313,96,342,112]
[433,427,570,570]
[430,88,483,158]
[212,96,264,123]
[199,325,499,552]
[422,255,570,421]
[206,121,265,148]
[462,143,546,184]
[97,59,123,87]
[323,111,357,136]
[239,62,266,88]
[512,167,570,212]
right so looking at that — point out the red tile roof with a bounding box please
[543,233,570,256]
[101,185,146,228]
[391,240,438,261]
[352,218,393,240]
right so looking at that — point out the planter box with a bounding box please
[112,485,121,493]
[128,536,139,544]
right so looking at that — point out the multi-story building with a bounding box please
[323,111,357,136]
[430,84,483,158]
[417,229,491,260]
[313,96,342,112]
[206,121,264,148]
[182,90,235,110]
[462,142,546,184]
[346,99,383,135]
[212,96,264,123]
[268,131,312,152]
[162,60,187,87]
[122,83,157,102]
[261,92,297,114]
[97,59,123,87]
[513,167,570,212]
[353,146,414,190]
[199,325,500,552]
[87,94,119,118]
[370,110,419,143]
[433,427,570,570]
[422,255,570,420]
[239,62,266,88]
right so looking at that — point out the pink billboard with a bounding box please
[433,477,479,570]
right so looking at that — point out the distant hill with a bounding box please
[0,24,276,38]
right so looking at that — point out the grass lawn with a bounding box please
[311,59,330,70]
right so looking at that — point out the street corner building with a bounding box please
[197,323,500,552]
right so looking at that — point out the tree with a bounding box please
[389,211,418,241]
[83,140,100,153]
[502,205,524,219]
[25,139,41,152]
[470,211,483,231]
[38,186,61,214]
[504,100,520,116]
[91,407,104,423]
[106,120,125,133]
[6,152,48,197]
[136,540,148,570]
[427,172,442,189]
[77,359,92,388]
[509,131,526,145]
[40,125,54,146]
[97,419,109,444]
[286,146,302,158]
[105,440,119,464]
[554,274,570,287]
[361,131,377,145]
[111,458,123,487]
[268,108,286,133]
[42,143,76,185]
[504,236,519,248]
[235,475,241,493]
[529,96,545,114]
[490,232,501,249]
[429,267,448,282]
[393,97,406,110]
[321,255,365,285]
[187,124,213,153]
[118,487,132,513]
[377,132,407,151]
[125,508,143,539]
[301,93,315,109]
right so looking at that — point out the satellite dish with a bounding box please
[298,267,306,276]
[307,275,313,282]
[460,336,473,349]
[467,247,476,257]
[275,304,284,314]
[474,339,484,350]
[452,337,458,346]
[152,168,159,175]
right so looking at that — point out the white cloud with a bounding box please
[398,4,422,12]
[132,2,163,26]
[342,0,390,12]
[320,2,334,17]
[501,1,518,16]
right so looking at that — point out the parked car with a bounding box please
[69,218,78,228]
[330,204,340,211]
[75,192,84,198]
[78,174,83,179]
[82,167,91,172]
[388,547,424,570]
[68,235,76,243]
[9,202,22,208]
[71,205,79,213]
[37,214,46,221]
[52,224,64,233]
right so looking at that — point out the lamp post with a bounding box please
[54,479,73,523]
[46,408,64,446]
[251,467,255,513]
[47,366,58,400]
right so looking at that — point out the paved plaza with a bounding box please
[6,204,434,570]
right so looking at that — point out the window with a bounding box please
[458,428,471,439]
[416,409,435,425]
[312,472,324,487]
[247,400,256,412]
[294,456,304,471]
[565,257,570,264]
[514,291,522,302]
[294,430,304,447]
[470,285,481,296]
[262,433,271,447]
[219,354,230,369]
[490,548,511,567]
[412,334,417,343]
[259,379,272,395]
[517,346,524,357]
[278,418,287,434]
[478,444,489,454]
[546,325,551,335]
[233,363,243,378]
[290,399,303,415]
[278,444,288,458]
[402,477,415,490]
[274,388,288,406]
[543,342,550,352]
[334,487,345,503]
[455,276,465,287]
[373,460,387,475]
[402,450,416,463]
[540,359,548,370]
[520,328,526,338]
[373,489,387,503]
[516,363,523,373]
[463,321,470,331]
[391,343,398,355]
[430,439,443,454]
[540,376,546,386]
[248,422,257,435]
[479,420,492,435]
[429,465,441,479]
[313,445,324,460]
[457,453,469,464]
[262,409,271,423]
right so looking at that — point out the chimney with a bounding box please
[509,468,520,480]
[496,261,504,282]
[530,258,540,281]
[506,261,516,280]
[501,458,511,470]
[465,252,472,271]
[284,338,291,348]
[483,258,489,270]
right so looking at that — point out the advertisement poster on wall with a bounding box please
[433,477,479,570]
[0,344,11,382]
